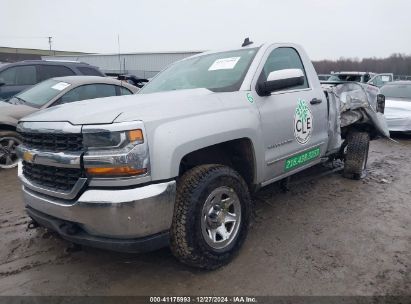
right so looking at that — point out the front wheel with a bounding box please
[170,164,252,269]
[343,131,370,180]
[0,131,22,169]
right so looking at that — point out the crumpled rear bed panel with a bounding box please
[323,82,390,154]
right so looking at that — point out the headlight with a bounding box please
[82,122,149,178]
[83,129,143,150]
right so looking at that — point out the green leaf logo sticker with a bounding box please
[246,92,254,103]
[294,99,313,145]
[296,99,309,123]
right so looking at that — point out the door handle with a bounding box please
[310,98,322,105]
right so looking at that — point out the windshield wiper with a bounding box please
[14,96,27,104]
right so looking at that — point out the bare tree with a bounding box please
[313,54,411,76]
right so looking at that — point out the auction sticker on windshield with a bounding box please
[51,82,71,91]
[208,57,241,71]
[294,99,313,145]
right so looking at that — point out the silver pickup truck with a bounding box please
[16,42,388,269]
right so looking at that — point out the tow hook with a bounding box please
[59,223,79,235]
[27,220,39,230]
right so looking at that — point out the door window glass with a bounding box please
[370,76,383,87]
[77,67,103,76]
[0,65,37,85]
[261,48,309,90]
[38,65,75,82]
[370,75,392,87]
[119,86,133,95]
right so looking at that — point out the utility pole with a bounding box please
[117,34,121,74]
[48,36,52,55]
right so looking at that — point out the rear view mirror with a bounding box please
[258,69,304,95]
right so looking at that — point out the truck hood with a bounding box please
[20,88,224,125]
[0,101,37,121]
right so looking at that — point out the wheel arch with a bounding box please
[177,137,257,188]
[341,123,379,140]
[147,105,264,184]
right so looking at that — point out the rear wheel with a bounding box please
[170,164,252,269]
[343,131,370,180]
[0,131,22,169]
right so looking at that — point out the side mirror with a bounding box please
[376,94,385,114]
[258,69,305,95]
[0,78,5,87]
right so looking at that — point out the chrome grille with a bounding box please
[21,133,83,152]
[22,161,84,192]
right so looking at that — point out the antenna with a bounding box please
[117,34,121,74]
[242,37,253,47]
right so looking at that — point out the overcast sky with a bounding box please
[1,0,410,60]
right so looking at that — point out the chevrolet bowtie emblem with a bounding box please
[23,151,35,163]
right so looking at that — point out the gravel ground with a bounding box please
[0,137,409,296]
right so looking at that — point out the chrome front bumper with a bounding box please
[22,180,176,239]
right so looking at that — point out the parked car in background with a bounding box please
[318,74,331,81]
[0,60,105,100]
[328,71,376,83]
[117,74,149,88]
[0,76,137,168]
[368,73,394,87]
[325,72,394,88]
[380,81,411,133]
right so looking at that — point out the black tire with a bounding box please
[0,131,22,169]
[343,131,370,180]
[170,164,252,270]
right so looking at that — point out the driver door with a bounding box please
[253,47,328,183]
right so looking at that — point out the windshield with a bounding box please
[14,79,71,107]
[140,48,258,94]
[380,84,411,99]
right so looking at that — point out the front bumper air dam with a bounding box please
[22,180,176,252]
[26,206,169,253]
